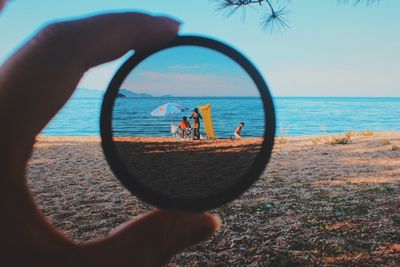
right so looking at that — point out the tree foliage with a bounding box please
[214,0,380,32]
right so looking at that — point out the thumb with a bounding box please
[80,210,221,267]
[0,13,180,158]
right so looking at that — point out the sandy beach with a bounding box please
[114,137,262,198]
[28,132,400,266]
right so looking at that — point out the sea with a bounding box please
[42,96,400,137]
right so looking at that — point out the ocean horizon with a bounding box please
[42,94,400,137]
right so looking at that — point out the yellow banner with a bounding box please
[199,104,215,139]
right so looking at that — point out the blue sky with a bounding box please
[121,46,258,96]
[1,0,399,96]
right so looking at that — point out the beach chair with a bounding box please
[171,123,178,137]
[172,124,193,140]
[182,128,194,139]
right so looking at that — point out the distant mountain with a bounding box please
[72,88,170,98]
[119,89,153,98]
[73,88,104,98]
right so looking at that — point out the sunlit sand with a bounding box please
[28,132,400,265]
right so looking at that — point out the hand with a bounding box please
[0,13,220,266]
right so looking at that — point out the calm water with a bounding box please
[42,97,400,137]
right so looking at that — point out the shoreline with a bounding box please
[36,130,400,143]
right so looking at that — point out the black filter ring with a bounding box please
[100,35,276,211]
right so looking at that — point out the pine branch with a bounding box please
[213,0,380,32]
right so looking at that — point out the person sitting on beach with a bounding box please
[189,108,202,140]
[230,122,245,140]
[0,2,219,265]
[178,116,191,138]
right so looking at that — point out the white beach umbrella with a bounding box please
[150,102,189,117]
[150,102,189,134]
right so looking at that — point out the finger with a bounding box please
[51,13,181,68]
[0,0,8,12]
[79,210,221,267]
[0,13,180,160]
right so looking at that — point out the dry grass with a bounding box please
[312,135,352,145]
[276,136,288,144]
[311,131,380,146]
[345,132,354,139]
[382,139,392,145]
[327,136,351,145]
[362,130,374,136]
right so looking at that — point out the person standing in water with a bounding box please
[189,108,202,139]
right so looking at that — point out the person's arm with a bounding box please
[0,12,219,266]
